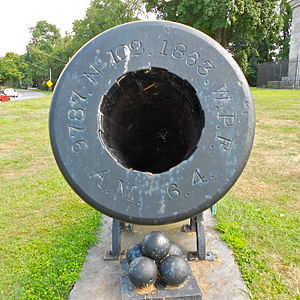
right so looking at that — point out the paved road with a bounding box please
[10,89,45,100]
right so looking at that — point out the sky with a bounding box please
[0,0,92,57]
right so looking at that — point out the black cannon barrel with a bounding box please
[49,21,255,225]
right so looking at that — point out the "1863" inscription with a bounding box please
[159,40,215,77]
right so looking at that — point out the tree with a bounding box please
[277,0,292,60]
[48,34,73,83]
[143,0,289,76]
[26,49,50,87]
[0,53,23,85]
[28,20,61,51]
[72,0,142,52]
[145,0,279,45]
[23,1,143,88]
[16,54,32,88]
[26,21,62,87]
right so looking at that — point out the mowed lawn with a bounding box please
[0,96,101,299]
[216,88,300,299]
[0,88,299,299]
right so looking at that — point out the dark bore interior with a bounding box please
[99,68,204,173]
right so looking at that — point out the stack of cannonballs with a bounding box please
[126,231,191,290]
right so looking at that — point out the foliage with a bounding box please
[26,50,50,87]
[48,34,74,84]
[16,54,32,88]
[26,21,62,88]
[143,0,292,79]
[0,52,23,84]
[72,0,142,52]
[277,0,292,60]
[244,50,259,86]
[0,1,142,88]
[1,0,292,87]
[144,0,280,46]
[28,20,62,51]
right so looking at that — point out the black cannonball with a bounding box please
[128,256,158,288]
[126,243,143,264]
[159,255,190,286]
[168,241,184,256]
[142,231,171,262]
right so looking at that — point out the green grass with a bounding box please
[1,88,299,299]
[32,88,53,95]
[216,88,300,299]
[0,96,101,299]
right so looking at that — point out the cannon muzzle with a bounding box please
[49,21,255,225]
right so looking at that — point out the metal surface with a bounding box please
[182,214,208,260]
[120,259,202,300]
[195,215,206,260]
[106,215,208,262]
[104,219,122,260]
[128,256,158,288]
[187,215,206,261]
[49,20,255,225]
[126,243,143,264]
[69,215,249,300]
[159,255,191,286]
[142,231,171,262]
[181,214,203,233]
[168,241,184,256]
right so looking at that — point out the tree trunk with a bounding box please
[215,28,222,44]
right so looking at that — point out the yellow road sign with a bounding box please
[46,80,53,87]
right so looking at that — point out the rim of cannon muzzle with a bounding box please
[49,20,255,225]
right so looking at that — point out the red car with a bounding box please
[0,92,10,101]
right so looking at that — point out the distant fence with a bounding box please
[257,59,300,88]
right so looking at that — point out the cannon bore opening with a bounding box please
[99,67,204,173]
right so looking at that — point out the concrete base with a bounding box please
[69,211,249,300]
[268,80,300,89]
